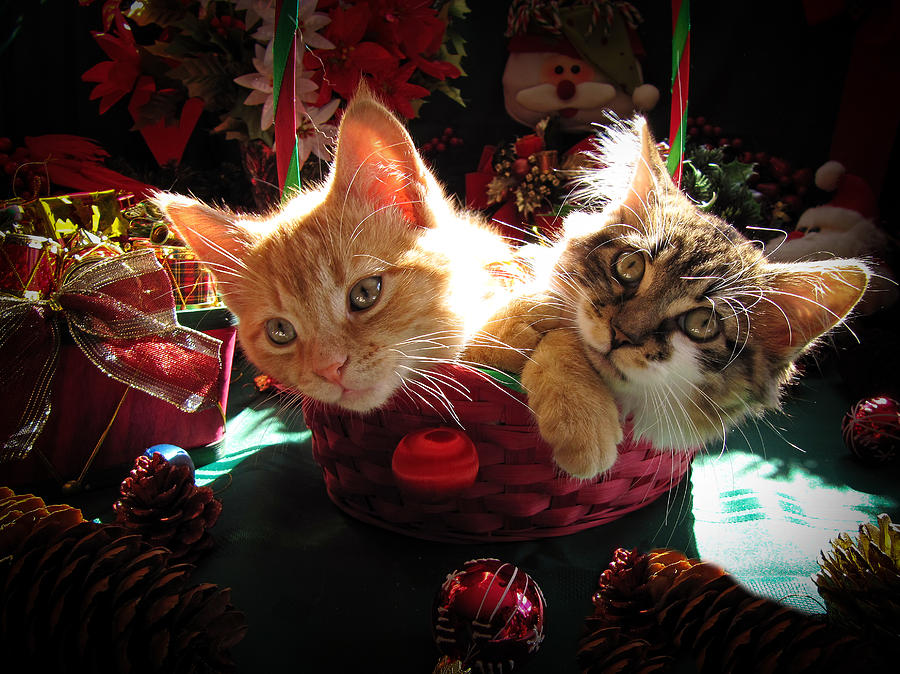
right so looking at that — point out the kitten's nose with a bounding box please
[314,357,348,386]
[610,324,637,349]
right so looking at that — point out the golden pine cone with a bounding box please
[114,452,223,562]
[0,498,246,673]
[0,486,84,557]
[815,512,900,645]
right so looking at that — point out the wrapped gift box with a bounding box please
[0,306,236,490]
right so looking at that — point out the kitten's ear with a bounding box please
[620,117,671,220]
[153,192,258,281]
[330,93,435,226]
[581,116,671,223]
[756,259,870,357]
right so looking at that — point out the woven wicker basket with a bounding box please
[302,364,696,542]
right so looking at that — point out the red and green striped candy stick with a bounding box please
[273,0,302,199]
[667,0,690,187]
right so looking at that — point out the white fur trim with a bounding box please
[631,84,660,111]
[815,160,845,192]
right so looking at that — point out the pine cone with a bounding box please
[577,549,677,672]
[815,512,900,646]
[580,547,882,673]
[0,492,246,673]
[114,452,223,562]
[646,550,878,673]
[0,486,84,556]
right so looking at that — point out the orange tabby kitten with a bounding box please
[469,117,870,478]
[153,92,541,415]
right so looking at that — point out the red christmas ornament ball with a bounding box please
[842,396,900,466]
[391,427,479,501]
[432,558,546,672]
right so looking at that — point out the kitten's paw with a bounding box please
[546,414,623,479]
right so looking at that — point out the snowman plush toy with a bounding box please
[502,1,659,134]
[765,161,897,314]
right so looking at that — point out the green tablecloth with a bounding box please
[74,358,900,672]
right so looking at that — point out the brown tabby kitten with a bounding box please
[153,93,532,416]
[471,117,870,478]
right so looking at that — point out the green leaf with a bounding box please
[434,81,466,107]
[721,158,756,184]
[447,0,471,20]
[167,52,242,113]
[126,0,188,28]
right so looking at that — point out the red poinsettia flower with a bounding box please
[366,62,430,119]
[370,0,447,58]
[23,135,153,198]
[409,53,461,81]
[81,12,142,114]
[310,2,397,102]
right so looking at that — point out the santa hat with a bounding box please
[814,160,878,220]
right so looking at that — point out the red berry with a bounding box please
[0,137,11,152]
[450,137,463,146]
[713,126,722,136]
[686,116,695,127]
[754,151,769,164]
[436,143,446,152]
[782,194,802,211]
[443,127,453,137]
[731,138,743,149]
[695,116,707,126]
[688,126,699,137]
[718,138,729,147]
[220,15,233,27]
[769,157,791,176]
[210,17,220,27]
[755,182,780,199]
[702,124,713,136]
[741,151,754,164]
[792,168,813,187]
[3,160,16,175]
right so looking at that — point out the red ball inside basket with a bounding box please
[302,364,697,542]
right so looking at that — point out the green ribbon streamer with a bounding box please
[667,0,690,179]
[273,0,302,199]
[272,0,298,111]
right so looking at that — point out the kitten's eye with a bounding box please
[613,251,645,285]
[265,317,296,345]
[349,275,382,312]
[679,307,720,342]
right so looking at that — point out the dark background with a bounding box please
[2,0,898,228]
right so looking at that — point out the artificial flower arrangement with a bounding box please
[79,0,468,172]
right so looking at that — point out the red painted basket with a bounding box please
[302,364,696,542]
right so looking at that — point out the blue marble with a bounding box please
[144,444,195,476]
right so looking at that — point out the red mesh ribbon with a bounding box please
[0,249,224,463]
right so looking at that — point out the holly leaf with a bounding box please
[721,158,756,185]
